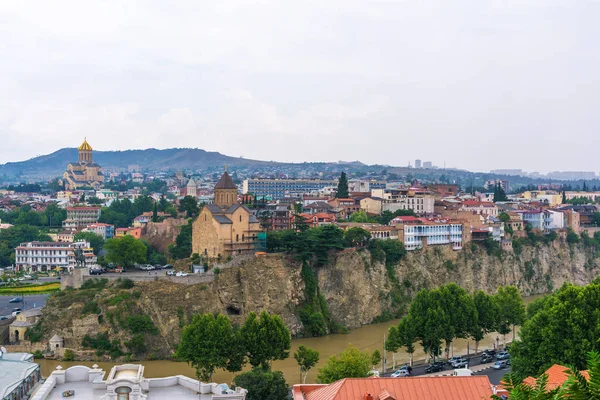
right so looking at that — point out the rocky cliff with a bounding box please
[33,240,600,360]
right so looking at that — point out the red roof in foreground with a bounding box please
[523,364,589,391]
[293,376,494,400]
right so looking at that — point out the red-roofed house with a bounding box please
[115,227,142,239]
[292,376,497,400]
[523,364,589,391]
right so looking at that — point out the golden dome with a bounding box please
[78,138,93,151]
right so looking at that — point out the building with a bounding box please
[518,209,565,232]
[558,204,598,226]
[115,227,142,239]
[185,178,198,198]
[484,179,510,193]
[84,223,115,240]
[415,159,422,168]
[328,198,360,220]
[370,188,435,215]
[337,222,398,240]
[459,200,499,217]
[9,308,42,343]
[392,217,466,251]
[193,172,264,260]
[31,364,247,400]
[57,230,75,243]
[62,206,101,229]
[133,212,170,228]
[243,179,337,200]
[292,376,498,400]
[298,213,336,228]
[63,139,104,190]
[523,364,589,391]
[0,350,41,400]
[0,219,13,230]
[15,241,96,272]
[423,161,433,169]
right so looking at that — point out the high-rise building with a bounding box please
[415,159,422,169]
[423,161,433,169]
[243,179,337,200]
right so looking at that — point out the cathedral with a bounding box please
[63,139,104,190]
[192,170,263,260]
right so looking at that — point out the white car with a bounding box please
[175,271,189,277]
[391,369,410,378]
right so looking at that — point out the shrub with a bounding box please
[33,350,44,359]
[443,260,456,271]
[82,301,101,315]
[125,315,158,334]
[124,334,147,355]
[63,349,75,361]
[82,333,122,358]
[25,323,44,343]
[115,278,135,289]
[81,278,108,290]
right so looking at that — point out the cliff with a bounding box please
[32,240,600,360]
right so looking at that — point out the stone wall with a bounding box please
[0,316,15,344]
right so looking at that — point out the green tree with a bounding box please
[240,311,291,369]
[407,289,447,361]
[74,231,105,255]
[386,315,417,365]
[335,172,349,198]
[169,220,192,259]
[233,368,288,400]
[439,283,477,359]
[104,235,147,269]
[348,210,374,223]
[371,350,382,368]
[317,346,372,383]
[495,286,526,342]
[567,229,580,244]
[494,183,509,202]
[179,195,199,218]
[157,196,171,212]
[562,191,567,205]
[344,227,371,247]
[294,345,320,384]
[471,291,500,354]
[378,210,395,225]
[177,313,245,382]
[499,212,511,222]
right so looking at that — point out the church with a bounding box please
[63,139,104,190]
[192,171,263,260]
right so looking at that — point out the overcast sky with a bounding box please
[0,1,598,173]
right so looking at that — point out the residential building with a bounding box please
[31,364,247,400]
[14,241,96,272]
[518,209,565,232]
[337,223,398,240]
[484,179,510,193]
[243,179,336,200]
[115,227,142,239]
[423,161,433,168]
[62,206,101,229]
[95,189,118,201]
[370,188,435,215]
[133,212,170,228]
[57,230,75,243]
[292,376,498,400]
[558,204,598,226]
[63,138,104,190]
[415,159,422,168]
[298,213,336,228]
[0,350,41,400]
[304,201,333,215]
[328,198,360,220]
[84,223,115,240]
[193,171,264,259]
[459,200,499,217]
[564,191,600,202]
[0,219,13,230]
[392,217,466,251]
[523,364,589,391]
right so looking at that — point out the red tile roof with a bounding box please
[293,376,495,400]
[523,364,589,391]
[461,201,495,207]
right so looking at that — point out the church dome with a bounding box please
[78,139,93,151]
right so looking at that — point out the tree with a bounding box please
[179,195,199,218]
[294,345,320,384]
[379,210,395,225]
[438,283,477,359]
[177,313,245,382]
[169,220,192,259]
[152,202,158,222]
[157,196,171,212]
[494,183,509,202]
[495,286,526,342]
[562,191,567,205]
[344,227,371,247]
[103,235,147,269]
[386,315,417,365]
[407,289,447,361]
[317,346,372,383]
[335,172,349,198]
[471,291,500,354]
[74,231,105,255]
[240,311,291,369]
[499,212,511,222]
[371,350,382,368]
[234,368,288,400]
[348,210,373,223]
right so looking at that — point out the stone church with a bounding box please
[192,171,263,260]
[63,139,104,190]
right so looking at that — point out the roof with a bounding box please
[462,201,496,207]
[213,215,233,224]
[214,171,237,190]
[49,334,63,342]
[78,138,93,151]
[523,364,589,391]
[0,356,39,398]
[206,204,224,214]
[295,376,495,400]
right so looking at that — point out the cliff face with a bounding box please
[35,241,600,360]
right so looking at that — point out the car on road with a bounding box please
[368,370,380,377]
[449,357,468,367]
[11,308,22,317]
[391,369,410,378]
[453,368,474,376]
[447,356,463,366]
[166,270,176,276]
[9,297,23,303]
[483,349,497,357]
[496,351,510,360]
[425,362,445,373]
[89,269,103,275]
[0,316,9,321]
[481,354,494,363]
[453,359,469,369]
[175,271,189,277]
[493,360,509,370]
[23,274,32,279]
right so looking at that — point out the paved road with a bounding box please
[384,354,491,377]
[476,366,511,385]
[0,294,49,318]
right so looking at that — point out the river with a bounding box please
[37,294,545,385]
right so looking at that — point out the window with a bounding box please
[236,234,239,242]
[116,387,132,400]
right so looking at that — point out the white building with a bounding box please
[370,189,435,215]
[83,223,115,240]
[0,350,41,400]
[62,206,101,229]
[15,241,97,272]
[31,364,247,400]
[519,209,565,232]
[392,217,464,251]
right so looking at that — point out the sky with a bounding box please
[0,0,598,173]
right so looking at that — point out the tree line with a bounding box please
[385,283,526,362]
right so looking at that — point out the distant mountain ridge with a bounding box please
[0,147,287,180]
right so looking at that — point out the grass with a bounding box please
[0,283,60,294]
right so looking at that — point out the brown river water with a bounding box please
[38,294,544,384]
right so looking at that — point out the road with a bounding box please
[0,294,49,318]
[476,366,511,385]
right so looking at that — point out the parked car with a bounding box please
[483,349,497,357]
[166,270,176,276]
[11,308,22,317]
[176,271,189,277]
[447,356,463,366]
[453,368,474,376]
[453,359,469,369]
[9,297,23,303]
[0,316,9,321]
[391,369,410,378]
[163,264,174,269]
[450,357,468,367]
[23,274,32,279]
[89,269,103,275]
[496,351,510,360]
[493,360,508,370]
[425,362,445,373]
[481,354,494,363]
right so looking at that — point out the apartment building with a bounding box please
[15,241,96,272]
[518,209,565,231]
[392,217,465,251]
[459,200,499,217]
[370,188,435,215]
[84,223,115,240]
[243,179,336,200]
[62,206,101,229]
